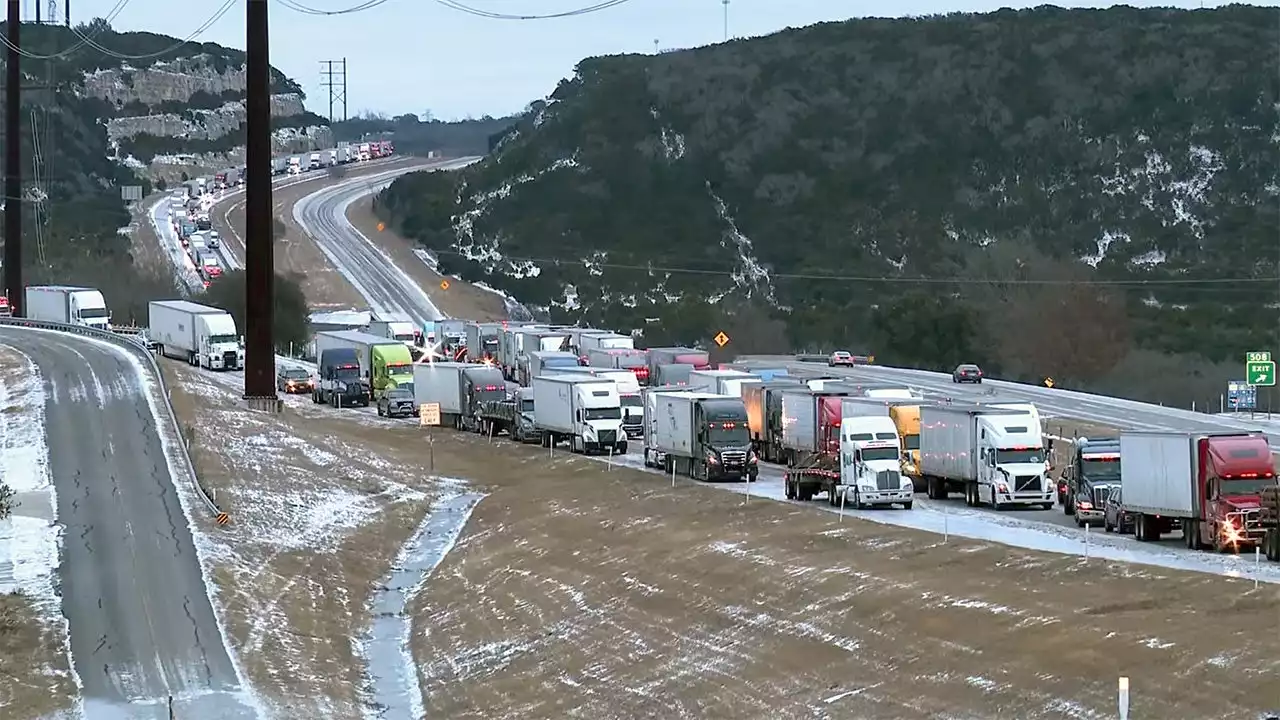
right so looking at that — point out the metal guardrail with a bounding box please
[795,354,828,363]
[0,318,222,518]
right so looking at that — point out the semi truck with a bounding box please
[367,313,417,351]
[1262,486,1280,561]
[919,404,1053,509]
[314,346,367,407]
[148,300,243,370]
[521,350,580,386]
[645,391,756,482]
[784,415,912,507]
[587,348,649,384]
[532,375,627,455]
[652,363,694,387]
[1118,431,1275,549]
[478,387,540,443]
[25,286,111,329]
[548,366,644,439]
[313,330,414,401]
[741,379,803,463]
[1060,437,1121,527]
[510,328,570,381]
[888,405,923,481]
[465,321,503,363]
[413,362,506,431]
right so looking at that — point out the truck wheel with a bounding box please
[799,487,813,502]
[902,501,913,510]
[377,404,385,417]
[1266,530,1279,562]
[784,479,795,500]
[617,442,627,455]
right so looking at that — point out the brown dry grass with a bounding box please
[346,196,507,321]
[0,345,77,720]
[161,360,452,718]
[404,428,1280,719]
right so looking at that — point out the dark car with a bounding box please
[276,366,313,393]
[377,386,417,418]
[952,364,983,383]
[1103,487,1133,534]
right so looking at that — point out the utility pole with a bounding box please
[244,0,275,406]
[320,58,347,123]
[5,0,23,315]
[721,0,729,42]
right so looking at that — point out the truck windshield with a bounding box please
[584,407,621,421]
[707,422,748,445]
[545,358,578,368]
[1082,458,1120,479]
[393,333,415,342]
[208,334,237,344]
[332,367,359,380]
[79,307,109,319]
[861,447,899,462]
[903,434,920,450]
[997,448,1044,464]
[620,396,642,407]
[387,362,413,375]
[1220,478,1275,495]
[520,399,535,413]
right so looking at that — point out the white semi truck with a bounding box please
[687,369,757,397]
[148,300,243,370]
[831,416,913,509]
[546,365,644,439]
[532,375,627,455]
[24,286,111,329]
[919,403,1053,509]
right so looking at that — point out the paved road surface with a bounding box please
[292,159,479,328]
[738,357,1280,451]
[2,327,257,719]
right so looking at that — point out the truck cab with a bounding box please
[888,405,922,480]
[370,344,415,400]
[460,366,506,432]
[288,156,302,175]
[836,416,914,509]
[314,348,368,407]
[1062,438,1121,527]
[694,397,757,481]
[973,414,1052,509]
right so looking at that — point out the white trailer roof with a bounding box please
[151,299,227,315]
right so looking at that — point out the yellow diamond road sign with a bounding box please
[1044,377,1055,388]
[714,331,730,348]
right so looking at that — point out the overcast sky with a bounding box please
[55,0,1276,120]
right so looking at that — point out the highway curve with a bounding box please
[292,159,478,328]
[0,326,257,719]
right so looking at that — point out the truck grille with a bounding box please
[222,351,238,369]
[1014,475,1041,492]
[721,450,747,466]
[597,430,617,445]
[875,470,901,490]
[1093,486,1112,506]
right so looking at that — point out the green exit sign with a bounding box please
[1247,360,1276,387]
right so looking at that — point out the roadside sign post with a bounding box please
[1227,380,1257,412]
[420,402,441,474]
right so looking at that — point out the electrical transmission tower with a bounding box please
[319,59,347,123]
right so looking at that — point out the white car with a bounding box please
[207,231,220,249]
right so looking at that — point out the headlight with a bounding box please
[900,478,913,488]
[859,484,874,492]
[706,453,719,464]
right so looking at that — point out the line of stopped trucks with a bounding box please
[124,304,1280,563]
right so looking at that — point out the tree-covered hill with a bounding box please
[0,19,324,318]
[375,4,1280,405]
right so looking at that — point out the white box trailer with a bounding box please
[579,332,634,352]
[688,369,755,395]
[919,404,1052,509]
[1118,432,1197,517]
[413,362,466,419]
[532,375,626,454]
[148,299,243,370]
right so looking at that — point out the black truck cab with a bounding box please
[314,347,368,408]
[1062,437,1121,526]
[697,397,758,482]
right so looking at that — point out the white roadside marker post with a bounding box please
[1118,676,1129,720]
[607,446,613,471]
[839,486,846,523]
[671,461,676,488]
[1084,523,1091,559]
[1256,546,1261,590]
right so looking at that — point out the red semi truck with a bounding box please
[1119,431,1275,550]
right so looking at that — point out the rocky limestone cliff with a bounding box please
[106,93,308,141]
[84,56,287,106]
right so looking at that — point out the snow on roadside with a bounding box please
[0,347,84,712]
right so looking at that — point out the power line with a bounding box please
[0,0,127,59]
[63,0,235,60]
[276,0,635,19]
